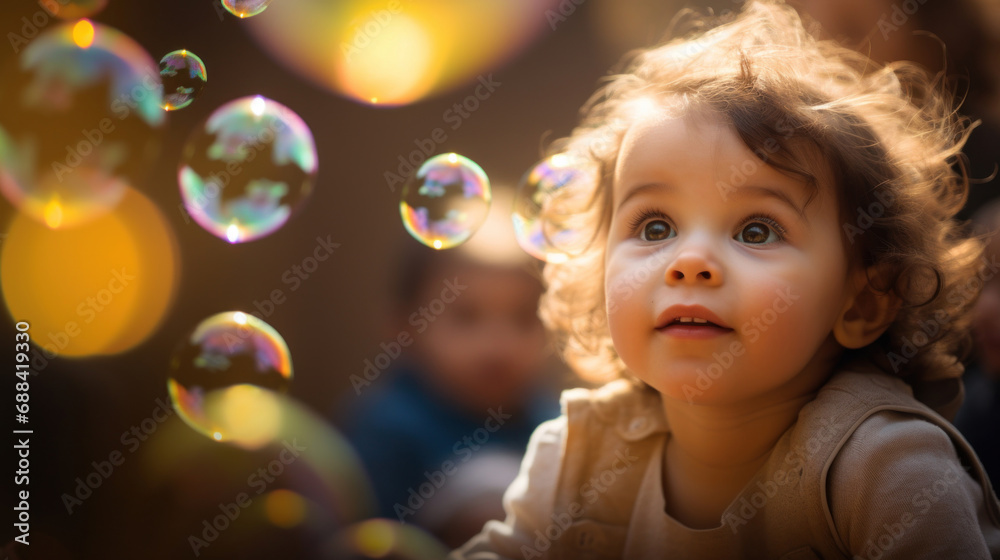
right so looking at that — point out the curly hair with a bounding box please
[537,0,984,389]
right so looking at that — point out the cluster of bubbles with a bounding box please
[398,151,593,264]
[178,95,318,244]
[0,3,601,556]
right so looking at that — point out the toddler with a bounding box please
[453,1,1000,558]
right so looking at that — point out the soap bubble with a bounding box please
[45,0,108,20]
[400,153,491,250]
[159,49,207,111]
[222,0,272,18]
[0,20,164,229]
[168,311,292,444]
[178,95,317,243]
[512,153,597,263]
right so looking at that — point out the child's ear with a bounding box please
[833,265,901,349]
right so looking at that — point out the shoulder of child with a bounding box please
[822,380,1000,558]
[560,378,666,441]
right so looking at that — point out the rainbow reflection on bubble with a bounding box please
[0,20,164,229]
[400,153,491,250]
[222,0,272,18]
[512,153,597,263]
[159,50,207,111]
[168,312,292,444]
[178,95,317,243]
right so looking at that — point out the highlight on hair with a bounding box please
[537,0,984,387]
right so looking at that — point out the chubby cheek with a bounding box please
[734,269,844,384]
[605,249,658,374]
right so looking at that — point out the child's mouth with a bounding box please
[655,306,734,339]
[657,320,734,339]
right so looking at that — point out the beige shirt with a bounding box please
[452,365,1000,559]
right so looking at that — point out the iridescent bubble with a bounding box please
[512,153,597,263]
[400,153,491,250]
[178,95,317,243]
[168,311,293,444]
[222,0,272,18]
[0,20,164,229]
[159,49,207,111]
[45,0,108,20]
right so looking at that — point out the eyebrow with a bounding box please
[616,182,808,220]
[728,185,808,220]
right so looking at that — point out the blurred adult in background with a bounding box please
[787,0,1000,217]
[955,200,1000,489]
[335,188,561,548]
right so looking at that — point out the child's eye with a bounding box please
[642,220,675,241]
[627,208,676,241]
[735,215,784,245]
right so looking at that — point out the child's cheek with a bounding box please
[737,277,836,376]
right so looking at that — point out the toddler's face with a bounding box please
[410,263,548,411]
[604,112,855,405]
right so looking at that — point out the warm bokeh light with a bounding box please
[146,391,377,523]
[72,19,95,49]
[356,520,395,557]
[460,187,528,266]
[210,384,284,449]
[1,187,180,357]
[245,0,562,106]
[265,490,307,529]
[333,519,450,560]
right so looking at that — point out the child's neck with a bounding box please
[659,349,839,528]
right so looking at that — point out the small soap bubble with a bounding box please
[168,311,292,443]
[159,50,207,111]
[222,0,272,18]
[512,153,597,263]
[400,153,491,250]
[178,95,317,243]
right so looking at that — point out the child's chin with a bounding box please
[651,370,741,406]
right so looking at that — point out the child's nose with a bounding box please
[664,249,723,287]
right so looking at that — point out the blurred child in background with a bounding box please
[337,189,560,548]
